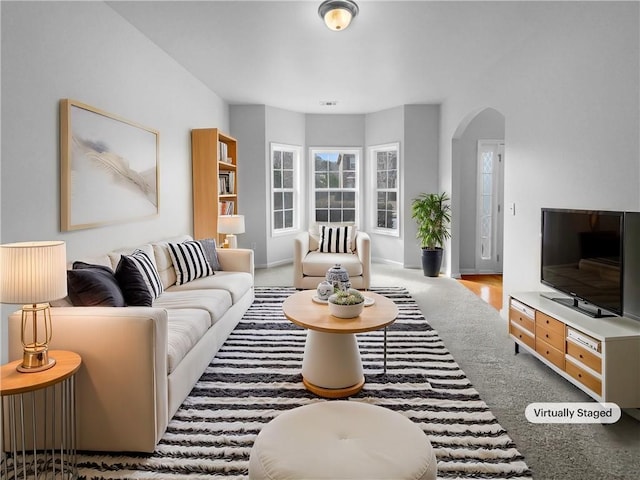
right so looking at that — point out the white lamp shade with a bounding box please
[218,215,245,235]
[0,241,68,304]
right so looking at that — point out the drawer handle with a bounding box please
[546,320,550,324]
[579,354,584,359]
[545,334,549,338]
[578,373,582,378]
[546,351,550,355]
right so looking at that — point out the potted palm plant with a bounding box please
[411,192,451,277]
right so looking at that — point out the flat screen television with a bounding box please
[541,208,624,317]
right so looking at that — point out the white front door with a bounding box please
[476,140,504,273]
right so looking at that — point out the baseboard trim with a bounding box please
[371,257,404,267]
[255,259,294,269]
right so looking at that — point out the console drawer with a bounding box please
[535,338,565,369]
[509,307,534,334]
[567,341,602,374]
[510,322,535,350]
[536,324,565,351]
[535,311,565,335]
[566,360,602,395]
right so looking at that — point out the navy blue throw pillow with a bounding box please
[115,255,153,307]
[67,262,126,307]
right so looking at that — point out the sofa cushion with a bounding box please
[115,250,164,306]
[167,241,213,285]
[318,225,353,253]
[67,262,126,307]
[108,244,156,271]
[152,235,193,290]
[165,271,253,304]
[166,308,212,374]
[302,251,363,277]
[153,289,232,326]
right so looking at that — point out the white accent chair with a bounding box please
[293,226,371,290]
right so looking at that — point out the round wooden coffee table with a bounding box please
[282,290,398,398]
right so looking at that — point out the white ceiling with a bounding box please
[108,0,553,114]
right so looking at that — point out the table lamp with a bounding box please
[0,241,67,372]
[218,215,245,249]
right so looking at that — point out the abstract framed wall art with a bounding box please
[60,99,159,231]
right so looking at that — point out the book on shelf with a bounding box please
[218,141,232,163]
[218,172,235,194]
[219,201,235,215]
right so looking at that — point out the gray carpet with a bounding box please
[256,263,640,480]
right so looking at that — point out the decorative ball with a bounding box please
[316,281,333,300]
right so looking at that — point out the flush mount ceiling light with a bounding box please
[318,0,359,31]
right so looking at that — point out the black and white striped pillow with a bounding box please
[116,249,164,304]
[318,225,353,253]
[168,241,213,285]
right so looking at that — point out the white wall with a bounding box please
[265,106,306,265]
[229,105,267,263]
[305,114,366,150]
[365,106,405,264]
[403,105,440,269]
[0,1,228,361]
[439,1,639,309]
[230,105,306,268]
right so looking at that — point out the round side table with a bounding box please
[1,350,82,480]
[283,290,398,398]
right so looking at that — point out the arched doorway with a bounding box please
[451,107,506,275]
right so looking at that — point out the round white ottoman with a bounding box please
[249,401,437,480]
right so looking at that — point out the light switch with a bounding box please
[509,202,516,216]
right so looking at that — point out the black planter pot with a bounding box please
[421,248,443,277]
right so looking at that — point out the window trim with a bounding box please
[369,142,400,237]
[309,147,362,227]
[270,142,302,237]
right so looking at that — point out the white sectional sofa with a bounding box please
[8,235,254,453]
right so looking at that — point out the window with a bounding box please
[476,140,504,271]
[479,148,494,260]
[311,148,360,224]
[370,143,400,235]
[271,143,301,235]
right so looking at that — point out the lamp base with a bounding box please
[17,349,56,373]
[225,234,238,249]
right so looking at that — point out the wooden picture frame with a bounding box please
[60,99,159,231]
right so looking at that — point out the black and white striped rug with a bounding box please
[77,287,532,479]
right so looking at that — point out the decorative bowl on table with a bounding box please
[328,288,365,319]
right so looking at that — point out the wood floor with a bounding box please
[458,274,503,310]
